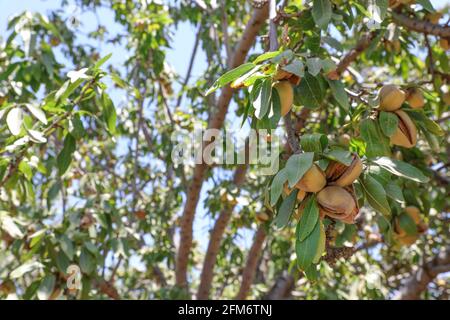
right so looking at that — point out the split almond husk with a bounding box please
[326,154,363,187]
[317,185,359,224]
[390,110,417,148]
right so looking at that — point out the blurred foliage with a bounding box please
[0,0,448,300]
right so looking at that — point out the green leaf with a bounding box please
[379,111,398,137]
[253,78,272,119]
[57,134,76,176]
[282,59,304,77]
[37,275,56,300]
[10,261,43,278]
[304,264,320,281]
[55,251,70,273]
[285,152,314,188]
[398,213,418,236]
[296,196,319,242]
[101,93,117,134]
[323,36,343,51]
[29,229,46,248]
[296,218,321,270]
[373,157,429,183]
[270,49,294,64]
[23,281,40,300]
[253,50,280,64]
[385,181,405,204]
[19,160,33,180]
[416,0,435,12]
[93,53,112,70]
[205,63,255,95]
[0,212,24,239]
[360,174,391,217]
[60,235,74,260]
[55,78,84,103]
[274,189,298,229]
[306,57,322,76]
[296,73,324,109]
[267,88,282,129]
[300,133,328,153]
[27,129,47,144]
[407,110,444,136]
[323,148,353,166]
[6,107,23,136]
[79,248,95,274]
[313,221,326,263]
[24,103,47,125]
[84,242,99,256]
[312,0,332,29]
[69,114,85,139]
[270,169,288,206]
[360,118,390,158]
[327,79,349,111]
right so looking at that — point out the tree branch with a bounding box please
[235,226,267,299]
[196,163,248,299]
[176,22,202,109]
[334,31,378,76]
[392,12,450,38]
[394,246,450,300]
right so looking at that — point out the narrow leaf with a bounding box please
[286,152,314,188]
[296,218,321,270]
[296,196,319,242]
[270,169,288,206]
[327,79,349,110]
[274,189,298,229]
[57,134,76,176]
[25,103,47,125]
[373,157,429,183]
[360,174,391,217]
[205,63,255,95]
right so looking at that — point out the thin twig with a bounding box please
[175,22,202,109]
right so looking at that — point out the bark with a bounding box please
[175,4,269,288]
[394,246,450,300]
[264,271,296,300]
[235,226,267,299]
[392,12,450,38]
[334,31,377,76]
[196,164,248,299]
[94,279,120,300]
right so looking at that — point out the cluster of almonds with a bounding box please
[284,154,363,224]
[378,84,424,148]
[393,206,428,246]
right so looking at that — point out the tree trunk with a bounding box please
[197,164,247,299]
[264,271,297,300]
[235,226,267,299]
